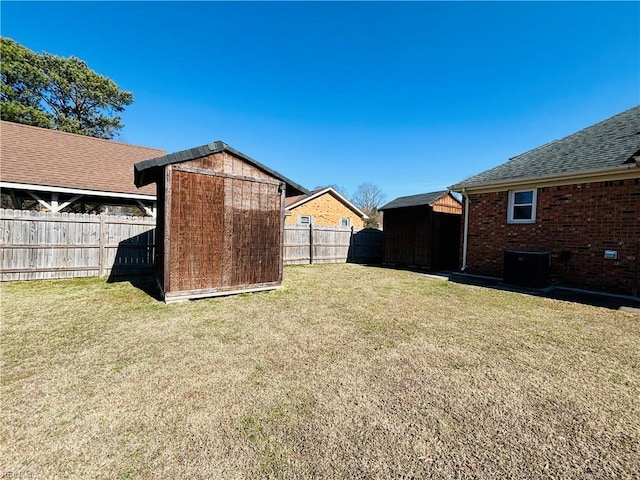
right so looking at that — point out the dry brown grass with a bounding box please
[1,264,639,479]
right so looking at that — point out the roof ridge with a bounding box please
[0,120,165,153]
[395,189,448,199]
[380,190,454,210]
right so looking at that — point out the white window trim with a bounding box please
[297,215,313,226]
[339,217,351,228]
[507,188,537,224]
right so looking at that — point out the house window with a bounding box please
[340,217,351,228]
[298,215,313,226]
[508,189,537,223]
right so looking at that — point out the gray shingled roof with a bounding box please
[380,190,451,210]
[451,105,640,189]
[134,141,308,196]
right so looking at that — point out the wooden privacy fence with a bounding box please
[0,209,155,281]
[283,225,383,265]
[0,209,383,281]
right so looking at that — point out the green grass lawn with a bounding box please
[1,265,639,479]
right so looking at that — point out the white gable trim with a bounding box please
[285,187,369,219]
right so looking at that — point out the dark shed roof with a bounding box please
[134,141,308,196]
[451,105,640,189]
[380,190,453,210]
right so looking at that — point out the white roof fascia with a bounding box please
[0,181,157,201]
[285,187,369,219]
[449,163,640,193]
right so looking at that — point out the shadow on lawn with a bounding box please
[106,274,163,301]
[103,229,162,301]
[367,264,640,312]
[447,272,640,312]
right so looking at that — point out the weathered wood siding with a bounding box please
[284,226,383,265]
[431,212,461,270]
[155,171,166,287]
[383,206,461,270]
[432,194,463,214]
[168,169,225,292]
[383,206,432,266]
[0,209,155,280]
[162,152,284,300]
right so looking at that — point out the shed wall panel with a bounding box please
[383,206,432,266]
[229,179,281,286]
[163,153,283,299]
[383,205,461,270]
[169,169,225,292]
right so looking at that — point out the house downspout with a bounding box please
[461,189,470,272]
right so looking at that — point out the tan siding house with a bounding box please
[285,187,368,228]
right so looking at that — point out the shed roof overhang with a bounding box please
[134,141,308,196]
[380,190,460,211]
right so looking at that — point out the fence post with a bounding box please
[98,212,106,277]
[348,225,354,263]
[309,223,313,265]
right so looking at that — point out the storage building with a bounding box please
[134,141,307,302]
[380,190,462,271]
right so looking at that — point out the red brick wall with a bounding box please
[465,178,640,295]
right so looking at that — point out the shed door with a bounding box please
[169,169,282,293]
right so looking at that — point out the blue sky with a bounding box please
[2,1,639,202]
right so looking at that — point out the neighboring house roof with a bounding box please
[284,187,369,219]
[450,105,640,190]
[134,141,308,196]
[380,190,459,210]
[0,120,165,197]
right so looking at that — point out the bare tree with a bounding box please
[351,183,386,228]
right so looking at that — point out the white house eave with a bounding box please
[449,163,639,193]
[0,181,157,201]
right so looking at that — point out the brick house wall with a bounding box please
[465,178,640,295]
[285,193,365,228]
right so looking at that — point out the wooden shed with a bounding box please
[379,190,462,271]
[134,141,307,302]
